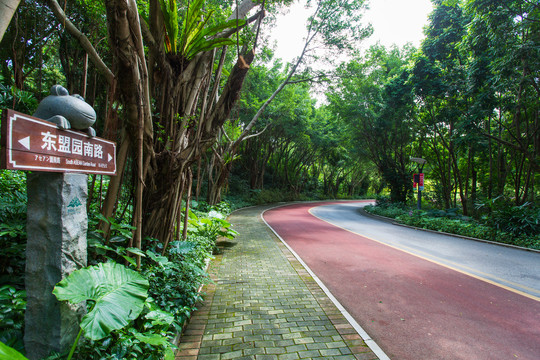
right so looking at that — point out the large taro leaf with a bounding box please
[53,262,149,340]
[0,341,28,360]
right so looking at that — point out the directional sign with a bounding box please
[1,110,116,175]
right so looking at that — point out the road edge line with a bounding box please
[261,205,392,360]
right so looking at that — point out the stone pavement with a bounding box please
[175,205,379,360]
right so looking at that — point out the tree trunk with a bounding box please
[104,0,153,263]
[0,0,21,42]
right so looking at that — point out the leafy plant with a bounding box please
[158,0,245,59]
[0,171,27,287]
[91,213,136,244]
[53,262,149,359]
[188,208,238,240]
[142,249,208,328]
[0,341,28,360]
[73,300,177,360]
[159,0,179,53]
[366,200,539,250]
[0,75,38,113]
[0,285,26,353]
[364,203,407,219]
[476,197,540,236]
[0,193,233,359]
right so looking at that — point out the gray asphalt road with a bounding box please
[310,202,540,299]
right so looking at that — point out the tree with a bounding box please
[41,0,268,259]
[1,1,60,92]
[410,1,476,213]
[41,0,372,253]
[464,0,540,204]
[199,0,372,204]
[328,44,416,202]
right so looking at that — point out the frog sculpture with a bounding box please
[33,85,97,137]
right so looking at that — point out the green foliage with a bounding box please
[0,81,38,114]
[306,0,372,53]
[51,261,179,360]
[142,251,207,329]
[53,262,149,341]
[327,45,415,203]
[396,213,498,240]
[365,201,540,250]
[88,213,136,248]
[0,286,26,353]
[0,172,27,353]
[222,194,253,211]
[77,202,236,358]
[188,208,238,240]
[158,0,245,59]
[0,341,28,360]
[250,189,299,205]
[0,286,26,331]
[74,300,177,360]
[0,171,27,287]
[193,200,232,215]
[365,203,407,219]
[159,0,179,53]
[476,197,540,236]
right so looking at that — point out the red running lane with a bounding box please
[263,202,540,360]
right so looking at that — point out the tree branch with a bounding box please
[286,72,327,85]
[221,125,232,143]
[218,9,265,39]
[242,123,270,142]
[46,0,114,86]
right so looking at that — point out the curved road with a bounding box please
[263,201,540,360]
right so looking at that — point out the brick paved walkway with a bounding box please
[175,205,379,360]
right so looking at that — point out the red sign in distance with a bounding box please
[413,173,424,191]
[1,110,116,175]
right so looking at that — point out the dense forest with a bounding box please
[0,0,538,358]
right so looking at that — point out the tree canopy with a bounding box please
[0,0,538,243]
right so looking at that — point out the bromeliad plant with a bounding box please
[158,0,245,59]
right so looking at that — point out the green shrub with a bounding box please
[0,76,38,114]
[479,200,539,236]
[0,171,27,287]
[364,204,407,219]
[0,194,236,359]
[53,261,175,360]
[250,188,298,204]
[0,285,26,353]
[366,199,539,250]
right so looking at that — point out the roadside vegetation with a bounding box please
[365,196,540,250]
[0,169,239,359]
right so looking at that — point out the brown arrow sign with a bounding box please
[1,110,117,175]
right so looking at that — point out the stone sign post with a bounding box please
[25,172,88,358]
[1,86,116,359]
